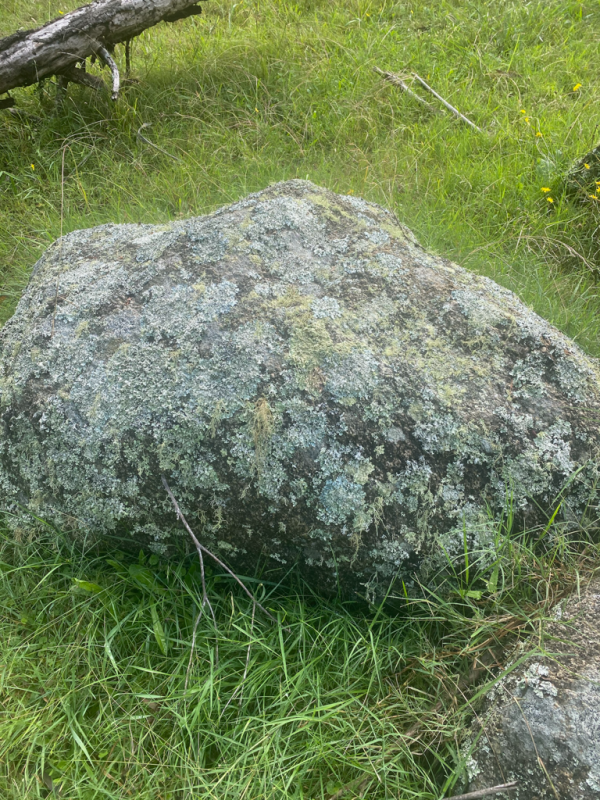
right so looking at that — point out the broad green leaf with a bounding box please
[129,563,156,590]
[72,578,102,594]
[486,566,499,594]
[106,559,127,574]
[150,604,168,655]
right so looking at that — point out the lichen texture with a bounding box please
[1,180,599,596]
[468,579,600,799]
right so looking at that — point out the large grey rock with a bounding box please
[1,180,599,595]
[467,580,600,799]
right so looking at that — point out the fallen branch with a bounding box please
[411,72,485,134]
[444,781,518,800]
[60,64,105,92]
[0,0,206,99]
[373,67,438,112]
[97,45,120,101]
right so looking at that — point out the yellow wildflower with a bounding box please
[520,109,526,114]
[547,197,554,203]
[30,164,34,170]
[584,163,591,169]
[536,131,543,137]
[573,83,582,92]
[541,187,551,193]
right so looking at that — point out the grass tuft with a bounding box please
[0,508,598,798]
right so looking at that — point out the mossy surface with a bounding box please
[1,180,599,596]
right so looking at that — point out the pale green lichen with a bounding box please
[468,579,600,799]
[1,180,599,596]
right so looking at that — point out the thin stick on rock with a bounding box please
[444,781,518,800]
[373,67,438,112]
[97,45,120,100]
[161,475,278,625]
[411,72,485,134]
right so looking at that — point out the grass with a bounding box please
[1,0,600,350]
[1,0,600,796]
[1,512,598,799]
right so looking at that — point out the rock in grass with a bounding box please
[1,180,599,596]
[467,579,600,799]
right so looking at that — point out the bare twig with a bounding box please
[444,781,517,800]
[97,45,120,100]
[411,72,485,134]
[373,67,438,112]
[185,603,206,690]
[137,123,182,162]
[161,475,278,625]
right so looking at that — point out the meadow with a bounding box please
[1,0,600,797]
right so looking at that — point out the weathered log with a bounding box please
[0,0,205,98]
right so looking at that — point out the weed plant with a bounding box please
[2,0,600,797]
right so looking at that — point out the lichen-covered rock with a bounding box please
[467,580,600,799]
[1,180,599,596]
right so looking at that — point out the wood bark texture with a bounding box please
[0,0,204,96]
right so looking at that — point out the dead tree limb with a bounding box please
[411,71,485,134]
[60,64,105,91]
[97,44,119,100]
[0,0,206,99]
